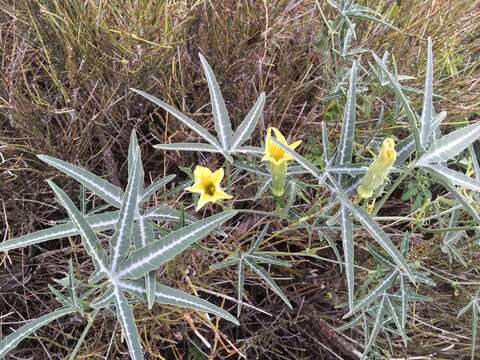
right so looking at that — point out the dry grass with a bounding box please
[1,0,480,358]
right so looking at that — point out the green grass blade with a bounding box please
[131,88,222,150]
[419,37,434,150]
[112,286,144,359]
[0,307,75,358]
[231,93,265,150]
[120,280,239,325]
[48,181,110,278]
[110,151,142,271]
[117,211,237,279]
[417,121,480,166]
[244,258,293,310]
[0,211,118,252]
[38,155,123,207]
[199,53,233,150]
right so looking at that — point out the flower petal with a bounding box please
[271,127,288,145]
[213,189,233,201]
[212,168,225,186]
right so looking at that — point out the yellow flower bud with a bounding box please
[357,138,397,199]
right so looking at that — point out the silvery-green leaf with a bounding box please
[48,181,110,279]
[341,24,355,57]
[133,217,156,309]
[90,287,115,309]
[344,271,396,318]
[400,275,407,328]
[244,257,292,310]
[153,143,222,153]
[394,111,448,168]
[231,93,265,150]
[247,223,269,254]
[131,88,222,151]
[110,151,142,271]
[118,211,237,279]
[209,251,240,271]
[386,297,408,345]
[350,204,414,282]
[38,155,123,207]
[119,280,239,325]
[470,144,480,181]
[330,178,415,283]
[430,170,480,223]
[199,53,233,150]
[341,206,355,311]
[237,258,245,317]
[140,174,176,205]
[328,164,368,175]
[0,211,118,252]
[425,164,480,192]
[418,121,480,165]
[247,254,291,267]
[143,206,227,238]
[321,231,343,270]
[419,38,434,150]
[361,296,386,360]
[112,287,144,359]
[234,146,264,155]
[0,307,76,358]
[373,54,420,149]
[472,302,479,360]
[128,130,139,176]
[322,122,330,163]
[336,61,357,170]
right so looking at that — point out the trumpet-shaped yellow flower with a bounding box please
[262,127,302,197]
[357,138,397,199]
[262,127,302,166]
[186,165,232,211]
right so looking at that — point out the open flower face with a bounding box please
[186,165,233,211]
[262,127,302,166]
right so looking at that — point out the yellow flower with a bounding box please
[186,165,233,211]
[262,127,302,166]
[357,138,397,199]
[262,127,302,197]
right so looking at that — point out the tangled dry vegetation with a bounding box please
[1,0,480,358]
